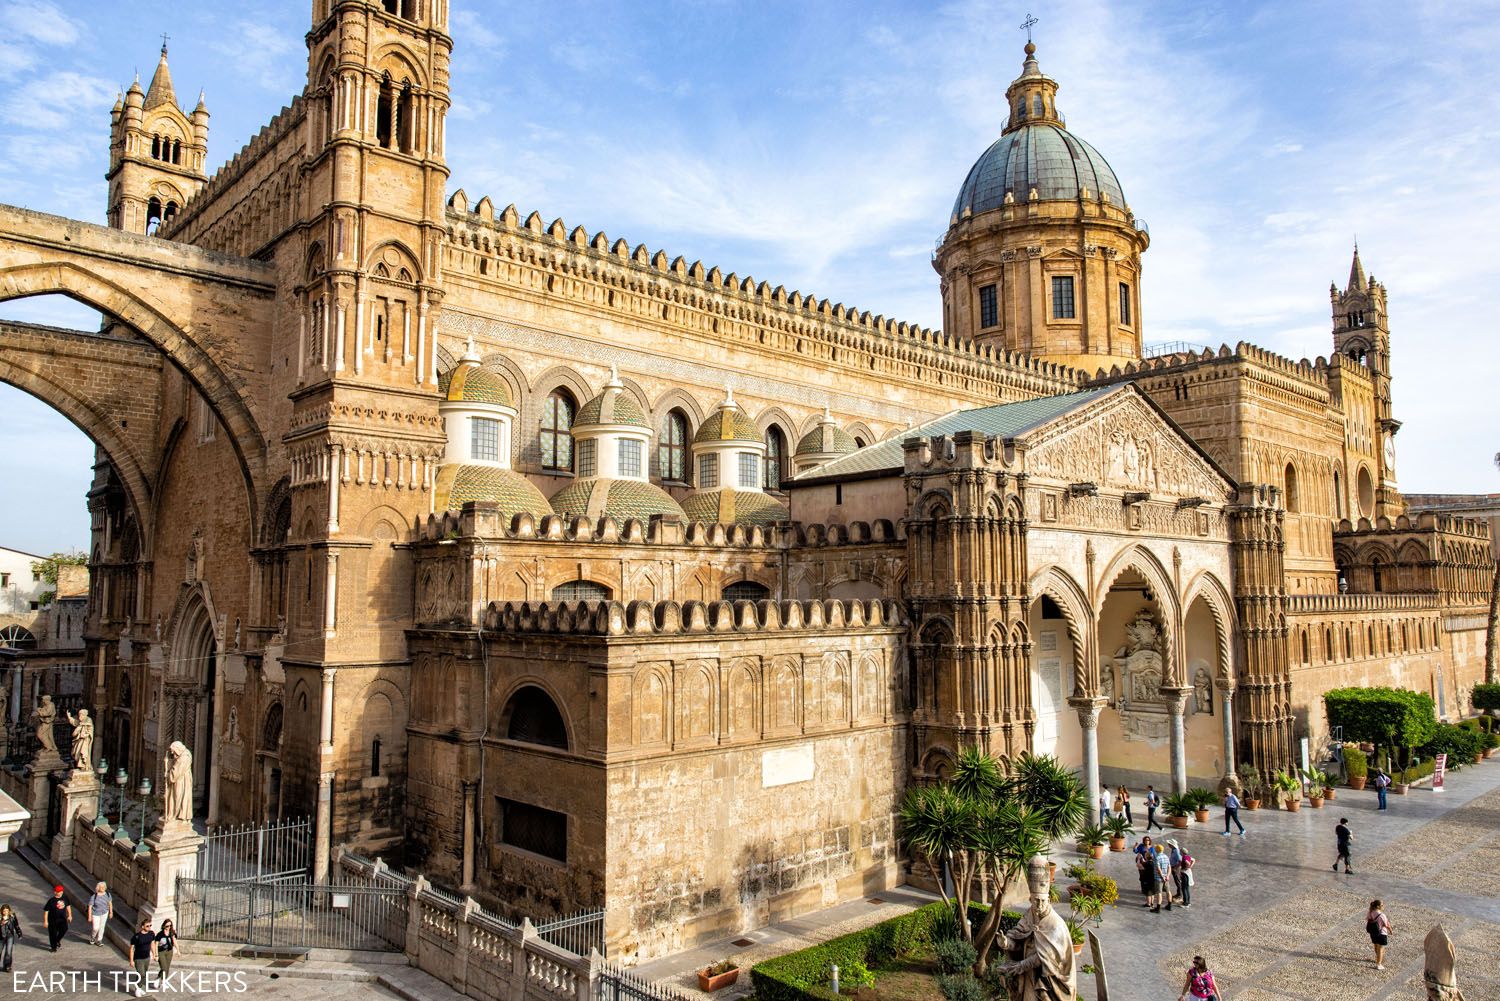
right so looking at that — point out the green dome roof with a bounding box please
[575,386,649,429]
[681,489,787,526]
[694,407,761,445]
[795,421,856,457]
[550,477,686,523]
[433,464,548,515]
[438,365,514,407]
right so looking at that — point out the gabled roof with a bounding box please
[791,387,1117,482]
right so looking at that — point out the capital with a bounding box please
[1158,685,1192,716]
[1067,695,1106,729]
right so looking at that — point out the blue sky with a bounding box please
[2,0,1498,553]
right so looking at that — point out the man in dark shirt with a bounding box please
[127,918,157,997]
[41,887,70,953]
[1334,818,1353,873]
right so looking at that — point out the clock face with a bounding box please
[1384,434,1396,469]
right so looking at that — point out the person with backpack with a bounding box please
[1179,955,1220,1001]
[0,904,22,973]
[85,881,112,947]
[1373,769,1390,810]
[1366,899,1391,969]
[1144,785,1165,831]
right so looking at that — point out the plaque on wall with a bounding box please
[761,745,815,788]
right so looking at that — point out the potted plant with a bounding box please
[1303,767,1329,808]
[1186,787,1217,823]
[1237,764,1263,810]
[1103,814,1131,852]
[697,960,740,992]
[1343,745,1368,790]
[1272,768,1302,811]
[1163,793,1193,828]
[1076,823,1109,859]
[1065,916,1086,955]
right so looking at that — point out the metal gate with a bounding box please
[196,816,311,882]
[594,963,696,1001]
[175,877,407,951]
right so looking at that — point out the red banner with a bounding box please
[1433,753,1447,792]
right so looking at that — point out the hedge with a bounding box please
[1341,745,1367,780]
[1421,722,1485,768]
[1472,683,1500,713]
[1323,687,1437,757]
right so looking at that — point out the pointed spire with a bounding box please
[144,42,177,110]
[1347,243,1366,292]
[193,89,208,116]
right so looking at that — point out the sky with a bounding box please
[1,0,1498,553]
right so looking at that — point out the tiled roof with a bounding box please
[576,388,648,429]
[791,387,1118,481]
[953,123,1126,217]
[694,408,761,445]
[433,464,549,515]
[795,422,855,457]
[438,366,514,407]
[681,489,788,526]
[549,477,686,522]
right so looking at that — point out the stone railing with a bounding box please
[1285,592,1443,614]
[73,815,154,908]
[482,597,904,636]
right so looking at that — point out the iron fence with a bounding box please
[175,877,407,951]
[594,962,697,1001]
[537,907,605,958]
[197,816,311,882]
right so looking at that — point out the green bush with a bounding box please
[934,938,978,975]
[1185,787,1219,811]
[1324,687,1438,769]
[1421,722,1484,767]
[1162,792,1194,817]
[751,902,949,1001]
[836,960,875,991]
[1394,758,1436,784]
[1342,745,1367,780]
[937,972,986,1001]
[1471,683,1500,713]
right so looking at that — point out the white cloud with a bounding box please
[212,21,301,93]
[1,70,116,129]
[452,10,505,55]
[0,0,81,47]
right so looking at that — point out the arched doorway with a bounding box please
[260,702,283,821]
[166,591,218,817]
[1025,594,1083,769]
[1095,566,1174,789]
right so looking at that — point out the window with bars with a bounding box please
[699,454,718,488]
[979,284,998,328]
[659,410,689,482]
[618,439,642,478]
[738,452,759,488]
[576,439,596,478]
[1119,281,1132,325]
[550,580,612,602]
[1051,276,1076,319]
[764,428,785,490]
[723,580,770,603]
[471,417,500,462]
[540,391,575,471]
[499,797,567,863]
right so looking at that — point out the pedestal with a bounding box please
[21,752,64,841]
[141,822,205,928]
[51,770,101,862]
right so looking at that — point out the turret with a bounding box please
[105,44,207,235]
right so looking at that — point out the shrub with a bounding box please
[1342,745,1367,780]
[1074,869,1119,909]
[1185,787,1218,811]
[1421,722,1484,768]
[1103,814,1132,837]
[1162,793,1193,817]
[1471,683,1500,713]
[836,960,875,990]
[751,901,949,1001]
[934,938,978,975]
[1237,762,1265,800]
[937,973,986,1001]
[1076,823,1108,848]
[1324,687,1438,770]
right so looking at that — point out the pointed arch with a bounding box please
[1182,570,1236,684]
[1094,544,1179,619]
[1029,565,1092,691]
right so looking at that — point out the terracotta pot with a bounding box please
[1170,815,1189,828]
[1073,941,1085,956]
[1323,788,1336,801]
[1348,776,1367,791]
[1048,861,1057,881]
[1308,796,1324,808]
[1284,799,1301,812]
[1090,844,1106,859]
[1245,798,1262,811]
[1393,783,1409,795]
[1193,809,1210,824]
[698,968,740,992]
[1109,836,1127,852]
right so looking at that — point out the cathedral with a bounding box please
[0,2,1491,964]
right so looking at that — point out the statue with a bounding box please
[1114,610,1165,707]
[1423,924,1467,1000]
[31,695,58,753]
[1098,662,1115,706]
[998,856,1076,1001]
[66,709,94,772]
[1192,667,1214,716]
[163,740,194,824]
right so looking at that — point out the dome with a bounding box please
[550,478,686,523]
[681,489,787,527]
[694,407,761,445]
[438,365,513,408]
[433,464,549,515]
[952,124,1125,219]
[575,386,648,429]
[795,421,855,458]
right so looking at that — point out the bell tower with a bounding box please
[1331,246,1401,517]
[106,43,209,234]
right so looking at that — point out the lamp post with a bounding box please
[114,767,129,839]
[94,757,110,824]
[134,776,152,838]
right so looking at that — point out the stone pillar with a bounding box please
[50,770,101,862]
[1161,687,1191,795]
[1068,697,1105,813]
[140,822,204,929]
[461,780,477,890]
[313,667,337,885]
[1220,688,1237,780]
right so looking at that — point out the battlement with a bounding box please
[1335,512,1492,541]
[442,191,1086,400]
[160,97,305,238]
[480,597,904,637]
[1092,341,1335,393]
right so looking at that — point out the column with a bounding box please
[1220,687,1237,781]
[1069,697,1105,817]
[1162,687,1191,794]
[461,780,477,889]
[313,666,337,885]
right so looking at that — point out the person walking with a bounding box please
[1366,899,1391,970]
[1144,785,1165,831]
[1134,836,1156,903]
[1373,768,1390,811]
[0,904,22,973]
[1151,843,1174,912]
[41,886,70,953]
[1117,785,1133,825]
[1334,818,1354,874]
[1179,955,1221,1001]
[155,918,177,980]
[1098,786,1112,824]
[1168,838,1195,907]
[127,917,158,997]
[1221,789,1246,837]
[85,881,112,947]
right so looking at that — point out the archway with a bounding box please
[166,588,219,817]
[1025,594,1083,769]
[1095,565,1174,790]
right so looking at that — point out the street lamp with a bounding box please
[94,757,110,823]
[133,776,152,838]
[114,767,129,839]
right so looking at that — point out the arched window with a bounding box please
[540,390,575,472]
[1333,469,1343,519]
[376,75,395,149]
[1300,631,1310,663]
[1371,558,1383,593]
[1284,463,1299,512]
[0,625,36,650]
[171,139,181,164]
[262,702,283,751]
[659,409,689,482]
[146,197,164,236]
[396,84,414,153]
[853,436,868,449]
[764,427,785,490]
[722,580,770,603]
[370,736,383,777]
[1032,94,1044,117]
[502,686,569,749]
[550,580,611,602]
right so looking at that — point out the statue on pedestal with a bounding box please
[1424,924,1466,1000]
[30,695,58,754]
[66,709,94,772]
[163,740,194,825]
[997,856,1076,1001]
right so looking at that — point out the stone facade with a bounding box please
[0,4,1491,965]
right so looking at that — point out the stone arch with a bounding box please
[365,240,423,282]
[1029,565,1093,694]
[1095,544,1179,620]
[163,582,221,814]
[1182,571,1236,684]
[498,682,571,750]
[0,261,265,523]
[650,387,706,428]
[370,43,428,88]
[845,421,875,447]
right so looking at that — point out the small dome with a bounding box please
[694,408,761,445]
[952,124,1125,218]
[576,387,648,429]
[438,366,513,407]
[681,489,787,527]
[795,421,855,458]
[433,464,549,515]
[550,478,686,523]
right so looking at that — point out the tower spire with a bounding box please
[1347,242,1367,291]
[144,40,177,110]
